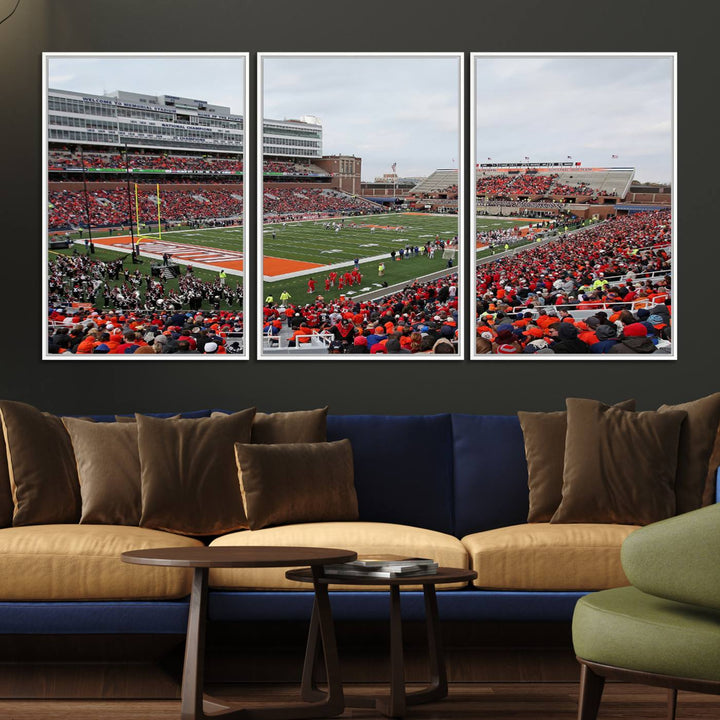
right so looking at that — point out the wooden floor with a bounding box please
[1,683,720,719]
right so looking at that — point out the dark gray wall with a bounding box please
[0,0,716,415]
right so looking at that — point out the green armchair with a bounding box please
[572,503,720,720]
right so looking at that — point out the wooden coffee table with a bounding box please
[122,546,356,720]
[286,566,477,718]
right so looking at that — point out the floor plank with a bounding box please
[0,683,719,719]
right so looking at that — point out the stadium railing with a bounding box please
[263,331,334,352]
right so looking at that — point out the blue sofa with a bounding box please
[0,411,658,637]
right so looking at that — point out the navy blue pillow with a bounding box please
[327,414,454,534]
[452,414,529,537]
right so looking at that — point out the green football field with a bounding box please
[261,213,531,302]
[262,213,461,302]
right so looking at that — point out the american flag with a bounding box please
[567,155,572,159]
[611,154,619,159]
[524,156,529,160]
[487,157,492,161]
[391,163,397,172]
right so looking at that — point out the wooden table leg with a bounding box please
[308,566,345,716]
[181,566,343,720]
[375,585,406,718]
[405,584,447,706]
[181,567,209,720]
[300,597,323,702]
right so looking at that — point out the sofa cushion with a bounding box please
[252,408,328,444]
[462,523,638,591]
[138,410,256,536]
[573,586,720,681]
[658,393,720,514]
[451,414,529,537]
[327,414,454,534]
[235,440,358,530]
[208,521,469,591]
[110,410,211,423]
[0,400,81,526]
[518,400,636,523]
[0,422,12,529]
[213,408,328,444]
[552,399,686,525]
[62,417,141,525]
[0,525,202,600]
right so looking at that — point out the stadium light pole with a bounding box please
[79,145,94,254]
[122,144,138,261]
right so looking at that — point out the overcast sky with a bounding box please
[475,55,674,184]
[263,55,461,181]
[47,55,246,116]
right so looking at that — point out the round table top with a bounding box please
[286,566,477,586]
[121,546,357,569]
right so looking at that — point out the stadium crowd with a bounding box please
[263,188,381,218]
[47,254,243,355]
[476,172,617,198]
[49,150,244,173]
[263,274,459,355]
[49,150,326,177]
[477,173,555,196]
[48,187,243,229]
[474,209,672,354]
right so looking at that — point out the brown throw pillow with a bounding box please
[519,399,636,522]
[0,425,14,528]
[705,427,720,507]
[658,393,720,514]
[0,400,81,525]
[115,414,180,423]
[212,407,328,444]
[138,409,256,536]
[62,417,141,525]
[235,439,358,531]
[551,398,687,525]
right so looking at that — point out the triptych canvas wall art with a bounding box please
[44,52,674,361]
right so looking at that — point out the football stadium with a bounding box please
[260,116,463,356]
[473,163,673,357]
[46,86,246,357]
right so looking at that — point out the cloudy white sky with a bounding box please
[47,55,246,116]
[475,55,674,184]
[263,55,461,181]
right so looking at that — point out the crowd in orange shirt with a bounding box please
[474,210,672,354]
[263,274,459,355]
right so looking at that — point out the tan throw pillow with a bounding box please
[138,409,256,536]
[212,407,328,444]
[658,393,720,514]
[235,439,358,531]
[519,399,636,522]
[62,417,141,525]
[0,400,81,525]
[551,398,686,525]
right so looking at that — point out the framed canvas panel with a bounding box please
[43,52,249,360]
[470,53,676,360]
[257,52,464,360]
